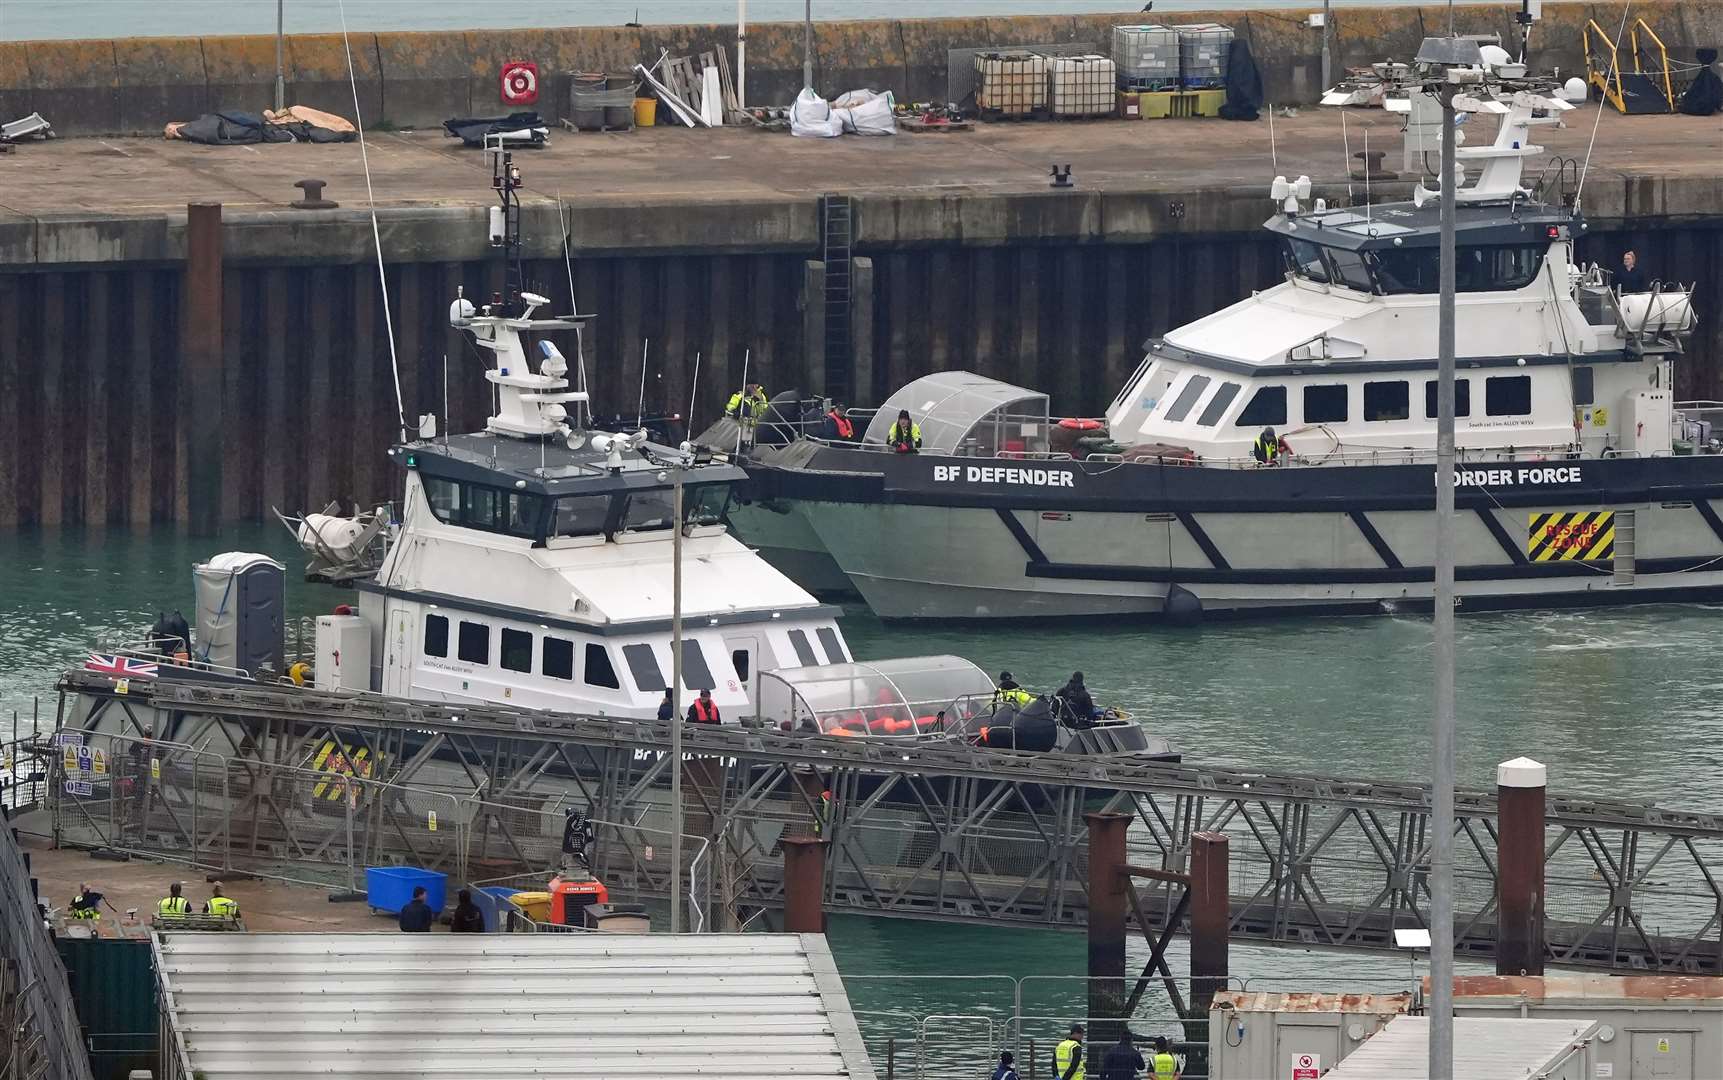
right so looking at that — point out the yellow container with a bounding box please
[506,891,553,922]
[633,97,657,128]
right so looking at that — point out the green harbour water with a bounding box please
[3,524,1719,1074]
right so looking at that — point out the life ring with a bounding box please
[1059,418,1103,431]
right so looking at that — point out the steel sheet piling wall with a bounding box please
[184,204,224,538]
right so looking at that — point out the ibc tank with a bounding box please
[193,552,286,676]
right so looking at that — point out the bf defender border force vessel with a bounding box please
[731,86,1718,620]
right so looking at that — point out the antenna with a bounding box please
[734,349,751,456]
[557,193,588,429]
[1364,128,1372,222]
[1340,107,1355,204]
[442,353,449,446]
[688,350,702,437]
[1268,101,1278,170]
[337,0,406,442]
[635,338,650,431]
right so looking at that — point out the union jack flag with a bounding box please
[84,654,159,679]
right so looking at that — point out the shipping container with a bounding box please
[56,936,157,1080]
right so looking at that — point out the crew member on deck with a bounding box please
[687,688,721,724]
[992,672,1033,710]
[1252,427,1289,465]
[1617,250,1648,293]
[887,409,922,454]
[658,689,674,722]
[1055,671,1095,724]
[725,383,770,448]
[823,401,855,440]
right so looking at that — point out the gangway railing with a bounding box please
[1629,18,1677,111]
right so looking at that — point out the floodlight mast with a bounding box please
[1410,34,1485,1080]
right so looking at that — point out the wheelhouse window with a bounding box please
[1458,246,1545,292]
[817,627,849,664]
[463,486,499,530]
[552,495,612,538]
[542,637,574,680]
[1424,378,1471,419]
[1326,248,1377,294]
[500,628,532,674]
[679,640,715,690]
[622,644,666,691]
[424,614,449,658]
[457,621,490,665]
[503,493,544,539]
[1364,381,1409,422]
[1370,248,1439,294]
[731,649,751,683]
[584,644,620,689]
[1235,386,1287,427]
[685,484,731,527]
[1485,375,1532,417]
[1303,384,1348,424]
[1196,382,1242,427]
[620,489,676,533]
[1164,374,1212,422]
[1285,239,1331,283]
[422,477,460,522]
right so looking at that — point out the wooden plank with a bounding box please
[716,47,739,115]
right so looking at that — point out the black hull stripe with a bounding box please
[1694,499,1723,545]
[1176,511,1230,569]
[1473,507,1530,565]
[993,507,1048,564]
[1022,555,1702,586]
[1348,510,1403,569]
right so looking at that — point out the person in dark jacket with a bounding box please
[1101,1030,1146,1080]
[657,689,674,722]
[1055,671,1095,723]
[398,886,435,932]
[449,889,485,933]
[990,1050,1020,1080]
[1617,250,1648,293]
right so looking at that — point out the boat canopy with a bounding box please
[863,372,1051,455]
[756,654,994,737]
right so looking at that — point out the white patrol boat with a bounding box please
[730,84,1719,621]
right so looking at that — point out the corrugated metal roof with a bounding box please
[1325,1016,1598,1078]
[154,932,876,1080]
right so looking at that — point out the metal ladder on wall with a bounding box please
[1613,510,1637,585]
[820,194,854,402]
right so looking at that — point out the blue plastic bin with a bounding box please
[476,886,521,933]
[365,866,447,915]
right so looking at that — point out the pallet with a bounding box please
[1046,111,1113,122]
[975,106,1050,123]
[900,117,973,133]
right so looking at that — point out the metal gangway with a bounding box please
[49,670,1723,974]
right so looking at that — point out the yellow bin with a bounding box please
[506,891,553,922]
[633,97,657,128]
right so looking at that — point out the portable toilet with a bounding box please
[192,552,285,676]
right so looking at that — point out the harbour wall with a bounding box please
[1,1,1718,135]
[1,179,1720,529]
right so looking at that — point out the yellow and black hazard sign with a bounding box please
[310,741,378,801]
[1527,511,1615,561]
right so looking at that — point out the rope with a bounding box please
[337,0,407,443]
[1576,0,1636,210]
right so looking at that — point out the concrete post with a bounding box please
[1085,812,1129,1054]
[801,260,827,398]
[1189,831,1230,1018]
[184,203,224,536]
[850,256,874,407]
[781,835,828,933]
[1496,756,1547,976]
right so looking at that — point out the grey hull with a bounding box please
[775,498,1723,619]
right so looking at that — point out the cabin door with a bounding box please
[385,603,415,697]
[722,634,761,708]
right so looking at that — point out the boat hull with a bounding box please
[737,448,1723,620]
